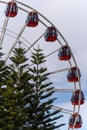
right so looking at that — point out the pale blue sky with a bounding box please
[0,0,87,130]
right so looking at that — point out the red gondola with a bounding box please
[44,26,58,42]
[58,45,71,60]
[67,67,81,82]
[68,113,82,128]
[71,90,85,105]
[5,1,18,17]
[26,11,39,27]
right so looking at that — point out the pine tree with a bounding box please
[7,47,33,130]
[23,46,65,130]
[0,47,32,130]
[0,51,10,130]
[0,46,65,130]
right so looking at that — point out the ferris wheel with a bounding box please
[0,0,85,130]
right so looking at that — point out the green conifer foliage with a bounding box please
[23,46,65,130]
[0,51,10,130]
[0,47,31,130]
[7,47,32,130]
[0,46,65,130]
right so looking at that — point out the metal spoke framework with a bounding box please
[0,1,83,130]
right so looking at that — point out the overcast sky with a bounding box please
[0,0,87,130]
